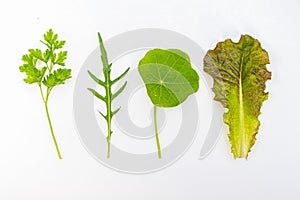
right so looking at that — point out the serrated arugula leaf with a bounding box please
[138,48,200,158]
[87,32,130,158]
[19,29,71,159]
[203,34,271,159]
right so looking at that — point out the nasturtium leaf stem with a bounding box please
[154,105,162,158]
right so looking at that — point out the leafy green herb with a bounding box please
[19,29,71,159]
[88,33,130,158]
[203,35,271,159]
[138,48,199,158]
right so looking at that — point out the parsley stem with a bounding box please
[38,85,62,159]
[154,105,162,158]
[44,101,62,159]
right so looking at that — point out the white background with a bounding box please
[1,0,300,199]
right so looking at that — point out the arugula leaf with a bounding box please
[138,48,199,158]
[19,29,71,159]
[203,35,271,159]
[87,32,130,158]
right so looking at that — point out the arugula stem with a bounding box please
[105,72,112,159]
[106,136,111,158]
[154,105,162,158]
[106,92,112,159]
[105,84,112,158]
[38,85,62,159]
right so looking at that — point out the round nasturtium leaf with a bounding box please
[138,48,199,107]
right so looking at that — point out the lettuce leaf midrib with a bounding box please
[238,53,246,156]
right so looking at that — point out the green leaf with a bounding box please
[112,82,127,100]
[111,67,130,84]
[203,34,271,159]
[98,32,109,71]
[87,70,106,87]
[43,68,71,88]
[19,64,43,84]
[43,49,51,63]
[112,107,121,116]
[54,51,67,66]
[87,32,130,158]
[21,53,37,67]
[138,48,199,107]
[87,88,106,102]
[29,49,45,62]
[54,68,71,82]
[19,53,46,84]
[42,73,56,87]
[138,48,200,158]
[98,110,107,120]
[54,40,66,49]
[43,29,58,46]
[41,29,66,50]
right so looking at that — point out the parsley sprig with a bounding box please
[19,29,71,159]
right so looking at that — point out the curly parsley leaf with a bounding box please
[19,29,71,159]
[28,49,45,62]
[54,51,67,66]
[43,69,71,88]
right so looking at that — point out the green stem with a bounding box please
[44,100,62,160]
[106,137,111,158]
[106,93,112,158]
[39,85,62,159]
[154,105,162,158]
[105,73,112,159]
